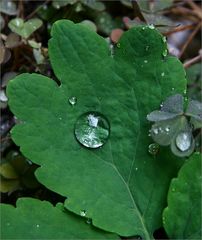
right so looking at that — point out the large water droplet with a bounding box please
[175,131,192,152]
[69,96,77,106]
[75,112,110,149]
[148,143,159,155]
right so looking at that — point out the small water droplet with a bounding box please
[183,89,187,95]
[162,49,168,57]
[145,45,149,51]
[80,210,86,217]
[159,127,163,133]
[171,188,175,192]
[171,87,175,91]
[148,143,159,155]
[144,60,148,63]
[176,132,192,152]
[152,128,159,135]
[117,43,121,48]
[160,103,163,108]
[59,117,62,120]
[162,36,166,43]
[135,167,138,171]
[69,96,77,106]
[165,126,170,133]
[75,112,110,149]
[161,72,165,77]
[148,24,155,29]
[36,224,39,228]
[15,19,23,27]
[86,218,91,224]
[142,26,145,30]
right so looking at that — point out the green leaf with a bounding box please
[163,153,202,239]
[8,18,42,39]
[1,198,118,239]
[7,20,186,238]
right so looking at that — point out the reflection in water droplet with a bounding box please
[36,224,39,228]
[69,96,77,106]
[176,132,191,152]
[75,112,110,149]
[135,167,138,171]
[80,210,86,217]
[117,43,121,48]
[148,143,159,155]
[144,60,148,63]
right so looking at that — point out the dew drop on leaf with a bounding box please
[148,143,159,155]
[69,96,77,106]
[152,128,159,135]
[161,72,165,77]
[162,36,167,43]
[75,112,110,149]
[148,24,155,29]
[175,131,192,152]
[117,43,121,48]
[86,218,92,224]
[165,126,170,133]
[162,49,168,57]
[145,45,149,51]
[80,210,86,217]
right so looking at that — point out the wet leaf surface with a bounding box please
[7,20,187,238]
